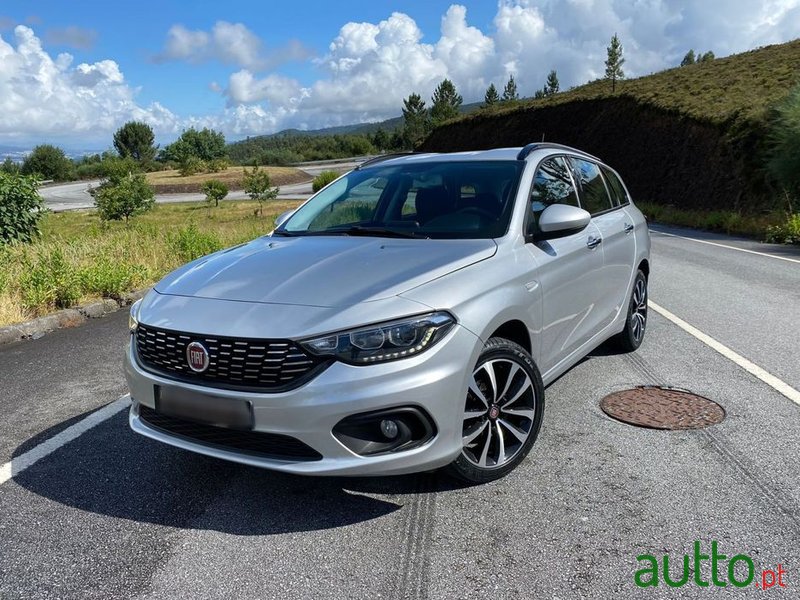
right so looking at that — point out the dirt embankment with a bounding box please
[421,97,765,213]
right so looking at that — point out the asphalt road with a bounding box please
[1,226,799,599]
[38,159,366,212]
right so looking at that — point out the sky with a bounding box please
[0,0,799,151]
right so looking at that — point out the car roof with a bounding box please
[357,144,601,170]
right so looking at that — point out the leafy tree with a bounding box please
[0,172,44,244]
[113,121,157,162]
[401,93,430,147]
[1,157,20,174]
[371,129,390,151]
[545,70,560,95]
[484,83,500,106]
[430,78,463,124]
[699,51,715,63]
[681,49,696,66]
[502,74,519,102]
[766,84,800,202]
[201,179,228,207]
[93,158,155,223]
[161,127,227,162]
[605,33,626,92]
[178,156,206,177]
[21,144,73,181]
[243,166,279,216]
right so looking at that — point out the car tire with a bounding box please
[446,337,545,484]
[612,269,648,352]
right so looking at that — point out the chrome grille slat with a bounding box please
[135,325,326,390]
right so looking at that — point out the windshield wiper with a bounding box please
[325,226,428,239]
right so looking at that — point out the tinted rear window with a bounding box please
[570,158,613,215]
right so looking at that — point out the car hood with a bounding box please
[155,235,497,308]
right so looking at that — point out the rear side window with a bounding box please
[570,158,613,215]
[600,166,629,206]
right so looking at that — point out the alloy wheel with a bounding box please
[631,277,647,342]
[461,358,536,469]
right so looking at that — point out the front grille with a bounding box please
[138,405,322,461]
[135,324,329,391]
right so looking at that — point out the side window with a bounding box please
[600,165,629,206]
[570,158,613,215]
[529,157,579,230]
[307,176,385,230]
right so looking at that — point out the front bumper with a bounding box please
[124,324,481,476]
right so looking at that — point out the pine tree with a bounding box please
[502,74,519,102]
[699,50,715,63]
[605,33,625,92]
[680,49,696,66]
[401,93,430,147]
[545,70,559,95]
[484,83,500,106]
[430,79,463,124]
[534,89,545,100]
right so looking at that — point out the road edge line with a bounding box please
[0,395,131,487]
[650,230,800,264]
[648,301,800,407]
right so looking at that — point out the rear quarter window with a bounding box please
[570,158,613,215]
[600,166,629,206]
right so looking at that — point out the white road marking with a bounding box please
[0,395,131,487]
[650,230,800,264]
[648,301,800,406]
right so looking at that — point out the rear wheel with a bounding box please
[612,269,648,352]
[447,338,544,483]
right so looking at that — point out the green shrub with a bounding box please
[243,166,279,216]
[95,173,155,223]
[207,158,230,173]
[178,156,206,177]
[312,170,340,193]
[79,258,143,298]
[201,179,229,207]
[0,172,45,244]
[765,213,800,244]
[167,223,223,262]
[20,247,81,311]
[766,84,800,199]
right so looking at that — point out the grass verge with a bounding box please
[145,166,310,194]
[0,199,302,327]
[636,201,799,243]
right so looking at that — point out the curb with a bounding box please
[0,288,150,347]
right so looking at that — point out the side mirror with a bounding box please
[533,204,591,241]
[275,210,294,228]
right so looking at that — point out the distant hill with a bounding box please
[422,39,800,213]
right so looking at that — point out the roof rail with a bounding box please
[356,152,420,170]
[516,143,600,161]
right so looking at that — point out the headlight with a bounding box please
[129,299,141,332]
[300,312,455,365]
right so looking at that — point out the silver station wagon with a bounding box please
[125,143,650,482]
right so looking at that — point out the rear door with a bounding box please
[569,157,636,329]
[523,156,605,373]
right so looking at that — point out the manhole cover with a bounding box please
[600,386,725,430]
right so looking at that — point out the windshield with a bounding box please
[277,160,523,239]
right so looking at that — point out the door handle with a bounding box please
[586,236,602,249]
[623,222,634,233]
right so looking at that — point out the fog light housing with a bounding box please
[333,407,436,456]
[380,419,399,439]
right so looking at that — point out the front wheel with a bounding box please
[612,269,648,352]
[447,338,545,483]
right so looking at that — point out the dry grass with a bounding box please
[146,166,310,193]
[0,199,303,327]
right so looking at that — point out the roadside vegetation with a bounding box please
[0,200,302,327]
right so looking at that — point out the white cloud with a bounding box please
[0,26,178,142]
[155,21,311,71]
